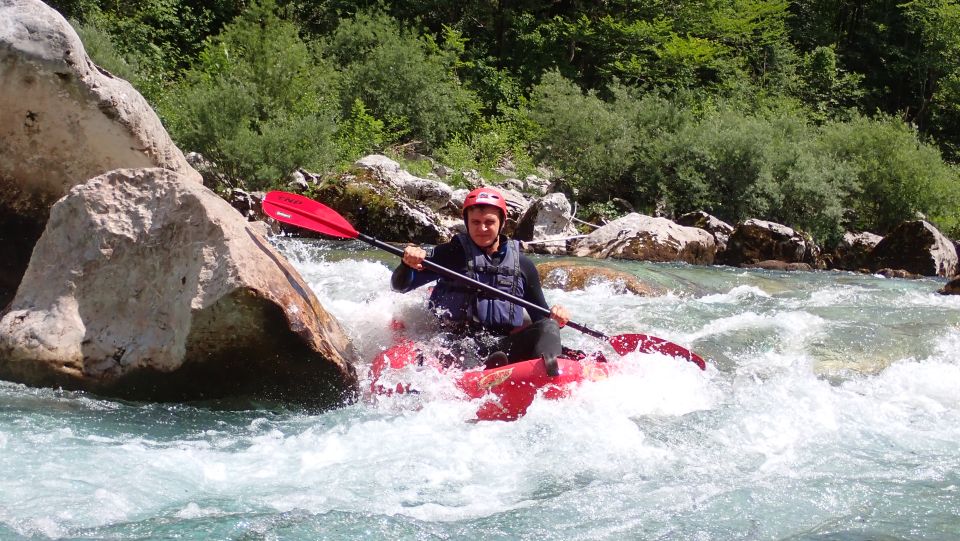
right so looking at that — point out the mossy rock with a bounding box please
[310,172,450,245]
[536,261,658,296]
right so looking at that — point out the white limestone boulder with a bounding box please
[514,193,579,255]
[0,0,199,306]
[0,168,357,405]
[573,213,716,264]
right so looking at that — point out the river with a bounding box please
[2,237,959,540]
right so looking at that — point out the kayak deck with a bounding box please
[370,339,613,421]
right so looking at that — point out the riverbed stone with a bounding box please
[0,0,199,307]
[828,231,883,271]
[675,211,734,254]
[536,261,657,296]
[312,172,451,244]
[939,276,960,295]
[745,260,814,272]
[572,213,716,264]
[354,154,457,214]
[869,220,958,278]
[723,219,822,268]
[0,168,358,405]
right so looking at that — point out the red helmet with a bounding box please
[462,187,508,219]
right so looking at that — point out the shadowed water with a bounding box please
[1,237,958,540]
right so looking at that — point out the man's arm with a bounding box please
[518,256,550,321]
[519,255,570,326]
[390,240,464,293]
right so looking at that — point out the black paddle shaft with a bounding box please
[358,233,608,340]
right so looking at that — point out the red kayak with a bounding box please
[370,338,614,421]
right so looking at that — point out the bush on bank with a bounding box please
[55,0,960,244]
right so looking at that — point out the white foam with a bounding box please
[698,285,772,304]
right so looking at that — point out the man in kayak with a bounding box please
[391,187,570,376]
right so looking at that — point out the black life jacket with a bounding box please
[428,233,525,333]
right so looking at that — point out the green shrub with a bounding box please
[435,135,478,174]
[818,114,960,235]
[326,11,480,151]
[435,115,536,181]
[527,71,641,201]
[655,110,781,222]
[158,0,339,190]
[73,18,143,85]
[652,108,857,242]
[335,98,386,163]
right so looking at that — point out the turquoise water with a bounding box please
[2,237,959,540]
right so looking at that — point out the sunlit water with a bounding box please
[2,237,959,540]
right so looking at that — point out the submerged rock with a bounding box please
[536,262,657,296]
[939,276,960,295]
[0,168,358,406]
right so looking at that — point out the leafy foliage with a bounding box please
[324,10,480,151]
[158,0,338,190]
[818,115,960,236]
[65,0,960,245]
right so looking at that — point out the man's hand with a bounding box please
[549,304,570,327]
[401,245,427,271]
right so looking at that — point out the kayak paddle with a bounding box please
[262,190,707,370]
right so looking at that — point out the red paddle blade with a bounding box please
[262,191,359,239]
[609,333,707,370]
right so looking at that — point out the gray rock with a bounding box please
[869,220,958,277]
[514,193,578,255]
[0,168,357,405]
[573,213,716,264]
[524,175,551,196]
[0,0,200,212]
[354,154,402,174]
[829,231,882,271]
[723,219,822,268]
[675,211,734,253]
[354,154,455,213]
[0,0,200,306]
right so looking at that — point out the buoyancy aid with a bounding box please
[429,233,525,332]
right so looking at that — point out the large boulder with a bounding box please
[572,213,716,264]
[0,168,357,405]
[311,173,451,244]
[723,219,822,268]
[675,211,734,254]
[355,154,457,215]
[0,0,199,306]
[514,193,578,255]
[828,231,883,271]
[869,220,958,278]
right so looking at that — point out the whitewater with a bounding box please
[1,237,958,540]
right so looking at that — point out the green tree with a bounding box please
[900,0,960,159]
[159,0,339,189]
[325,10,480,151]
[818,114,960,235]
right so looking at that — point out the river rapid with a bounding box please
[2,237,959,540]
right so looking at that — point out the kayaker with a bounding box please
[391,187,570,376]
